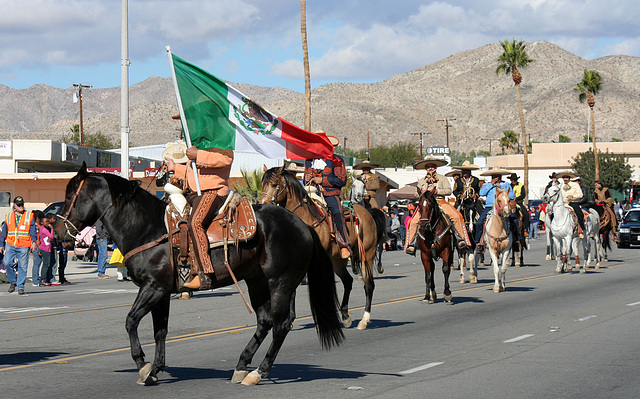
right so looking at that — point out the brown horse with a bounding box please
[261,166,383,330]
[415,191,455,304]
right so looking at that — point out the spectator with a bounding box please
[529,206,540,240]
[38,213,55,286]
[95,220,111,279]
[0,196,38,295]
[31,210,45,287]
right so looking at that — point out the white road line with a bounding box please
[0,306,69,314]
[626,301,640,307]
[576,315,597,321]
[400,362,444,375]
[503,334,534,343]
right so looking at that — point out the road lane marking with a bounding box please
[503,334,534,343]
[576,315,597,321]
[400,362,444,374]
[0,306,69,314]
[626,301,640,307]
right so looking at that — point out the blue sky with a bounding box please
[1,0,639,92]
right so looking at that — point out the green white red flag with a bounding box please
[169,53,334,160]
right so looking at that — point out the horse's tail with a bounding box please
[602,229,612,251]
[367,208,386,244]
[306,226,344,349]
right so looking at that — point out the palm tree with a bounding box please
[500,130,518,154]
[496,40,534,205]
[233,169,264,203]
[575,69,604,180]
[300,0,311,131]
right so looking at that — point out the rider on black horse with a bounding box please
[508,173,530,237]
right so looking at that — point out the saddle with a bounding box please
[564,205,585,235]
[165,190,257,291]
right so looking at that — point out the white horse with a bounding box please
[542,185,586,273]
[482,188,513,293]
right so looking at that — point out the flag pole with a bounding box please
[166,45,202,196]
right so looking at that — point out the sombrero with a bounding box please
[162,142,188,164]
[353,160,379,170]
[445,169,462,177]
[414,155,449,169]
[479,167,513,176]
[557,170,578,179]
[450,160,480,170]
[316,130,340,147]
[285,162,305,173]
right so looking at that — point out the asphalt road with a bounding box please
[1,235,639,399]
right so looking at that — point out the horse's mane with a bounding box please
[99,173,167,217]
[263,168,323,220]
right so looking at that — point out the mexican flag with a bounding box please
[170,53,334,160]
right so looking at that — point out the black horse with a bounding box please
[54,163,343,386]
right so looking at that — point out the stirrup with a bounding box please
[405,245,416,256]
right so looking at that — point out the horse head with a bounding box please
[542,184,560,206]
[260,165,288,205]
[417,190,440,235]
[494,188,511,219]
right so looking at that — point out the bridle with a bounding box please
[56,177,114,237]
[260,173,288,204]
[417,194,450,245]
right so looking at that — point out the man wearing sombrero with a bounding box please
[451,161,480,206]
[474,168,519,247]
[304,133,351,259]
[559,170,585,238]
[508,172,529,235]
[353,160,380,209]
[164,141,234,290]
[405,156,471,255]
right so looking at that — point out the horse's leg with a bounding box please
[241,288,297,386]
[125,286,168,385]
[148,294,170,379]
[469,247,478,283]
[420,250,436,303]
[500,247,511,292]
[334,261,353,328]
[442,247,453,303]
[357,246,377,330]
[490,248,500,293]
[232,279,272,384]
[553,237,563,273]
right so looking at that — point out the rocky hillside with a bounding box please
[1,41,639,152]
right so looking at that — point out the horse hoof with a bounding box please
[580,269,586,274]
[136,363,157,385]
[500,286,505,292]
[444,294,453,303]
[231,370,249,384]
[470,276,478,284]
[241,370,262,386]
[555,268,562,274]
[356,320,368,330]
[595,264,600,270]
[342,315,352,328]
[493,287,500,293]
[459,278,466,284]
[545,255,551,261]
[421,298,434,304]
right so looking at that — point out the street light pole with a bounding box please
[73,83,91,145]
[411,132,429,159]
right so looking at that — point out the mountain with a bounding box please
[1,41,639,152]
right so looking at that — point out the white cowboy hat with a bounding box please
[353,160,379,170]
[445,169,462,177]
[479,167,513,176]
[450,160,480,170]
[414,155,449,169]
[162,142,188,164]
[557,170,578,179]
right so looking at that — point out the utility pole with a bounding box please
[343,137,347,156]
[121,0,130,180]
[437,118,456,148]
[73,83,91,145]
[411,132,428,159]
[481,138,500,156]
[367,131,370,160]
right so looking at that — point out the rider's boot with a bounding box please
[453,228,468,252]
[578,224,584,239]
[184,270,211,290]
[405,236,417,256]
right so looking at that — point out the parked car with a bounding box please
[43,201,65,216]
[617,209,640,248]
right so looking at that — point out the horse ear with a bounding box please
[277,164,285,174]
[77,161,89,179]
[263,164,268,172]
